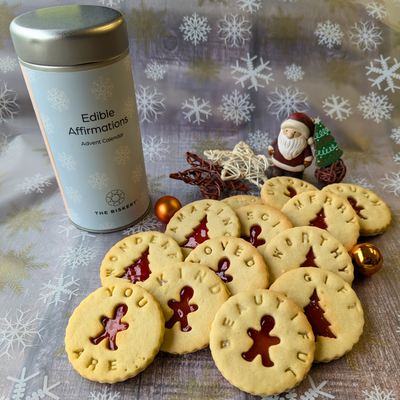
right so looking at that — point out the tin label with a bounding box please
[22,54,149,232]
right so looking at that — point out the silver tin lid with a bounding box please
[10,5,128,67]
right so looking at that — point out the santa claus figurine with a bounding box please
[268,112,315,179]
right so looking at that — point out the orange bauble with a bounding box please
[154,196,182,224]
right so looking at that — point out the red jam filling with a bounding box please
[91,304,129,351]
[285,186,297,198]
[182,216,210,249]
[242,315,281,367]
[165,286,198,332]
[118,248,151,283]
[216,257,233,283]
[347,197,367,220]
[300,247,319,268]
[303,289,336,340]
[309,208,328,230]
[242,225,266,248]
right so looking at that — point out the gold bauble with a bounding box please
[350,243,383,276]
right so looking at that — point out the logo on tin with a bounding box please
[106,189,125,207]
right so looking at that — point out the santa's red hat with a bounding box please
[280,113,315,145]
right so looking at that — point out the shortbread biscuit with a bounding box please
[264,226,354,285]
[270,268,364,363]
[142,262,229,354]
[210,289,315,397]
[185,237,269,296]
[100,231,183,287]
[235,204,293,255]
[165,199,241,258]
[321,183,391,236]
[261,177,318,210]
[65,282,165,383]
[221,195,263,211]
[281,190,360,251]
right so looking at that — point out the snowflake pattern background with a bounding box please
[59,244,95,269]
[357,91,393,123]
[314,20,344,49]
[0,81,19,122]
[217,14,252,48]
[135,85,166,123]
[14,174,52,194]
[1,0,400,399]
[219,89,255,125]
[144,61,166,81]
[284,63,305,81]
[179,13,211,45]
[349,21,383,52]
[267,85,309,120]
[0,307,46,359]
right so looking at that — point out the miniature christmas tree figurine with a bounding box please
[313,117,346,186]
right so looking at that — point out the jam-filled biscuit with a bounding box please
[261,177,318,211]
[235,204,293,255]
[165,199,241,258]
[210,289,315,397]
[100,231,183,287]
[321,183,391,236]
[264,226,354,285]
[221,195,263,211]
[185,237,269,296]
[281,190,360,251]
[142,262,229,354]
[270,268,364,363]
[65,282,165,383]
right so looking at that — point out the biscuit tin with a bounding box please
[10,5,150,232]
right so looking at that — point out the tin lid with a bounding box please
[10,5,129,67]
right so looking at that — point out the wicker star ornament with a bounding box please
[204,141,271,188]
[169,152,248,200]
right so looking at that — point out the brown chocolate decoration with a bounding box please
[314,158,346,186]
[169,152,248,200]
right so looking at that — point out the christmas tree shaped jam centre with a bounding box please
[347,197,367,220]
[300,247,319,268]
[165,286,199,332]
[216,257,233,283]
[118,248,151,283]
[303,289,336,340]
[285,186,297,198]
[182,216,209,249]
[242,315,281,367]
[242,225,266,248]
[309,208,328,230]
[91,304,129,351]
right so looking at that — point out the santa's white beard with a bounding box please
[277,131,307,160]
